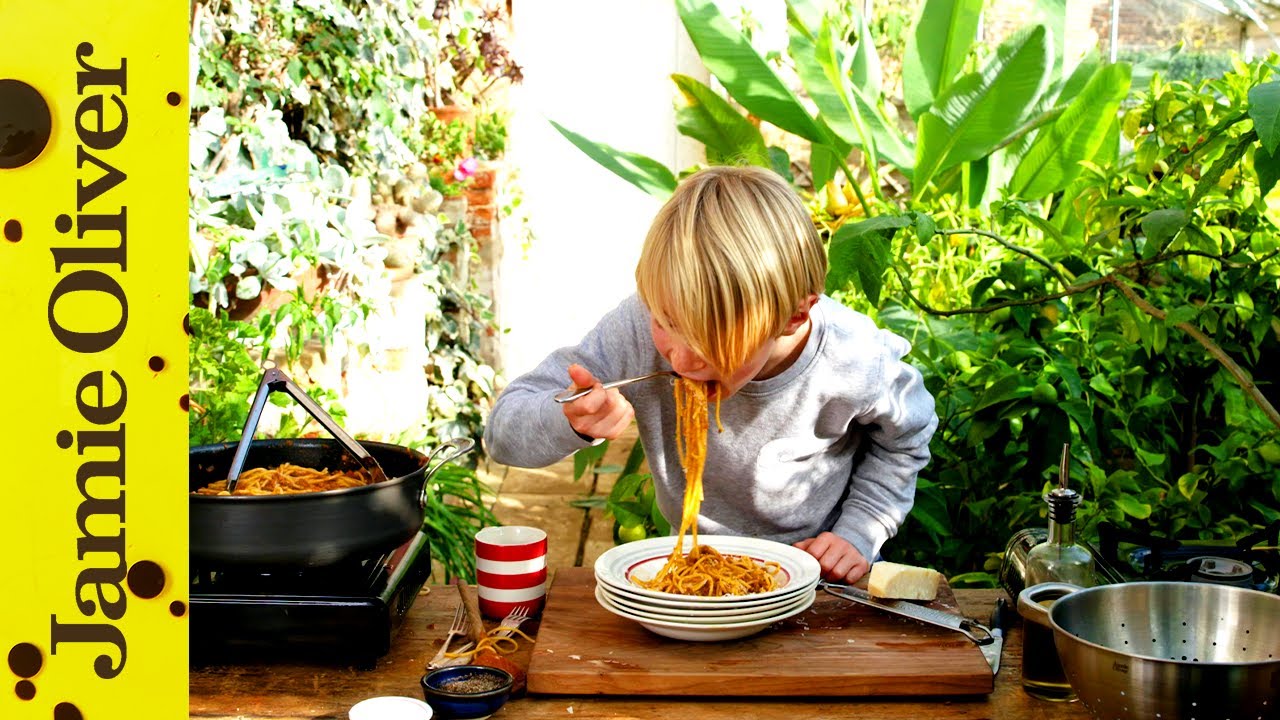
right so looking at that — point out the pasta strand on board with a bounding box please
[634,378,781,596]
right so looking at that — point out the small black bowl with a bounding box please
[420,665,514,720]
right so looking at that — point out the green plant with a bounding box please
[568,439,669,543]
[473,111,508,160]
[850,60,1280,581]
[419,461,499,581]
[424,0,523,108]
[554,0,1129,212]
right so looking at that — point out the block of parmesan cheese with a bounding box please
[867,561,942,601]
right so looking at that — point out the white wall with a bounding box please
[501,1,706,380]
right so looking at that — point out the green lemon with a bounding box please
[1259,442,1280,466]
[1031,382,1059,405]
[617,524,648,544]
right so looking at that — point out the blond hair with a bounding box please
[636,166,826,376]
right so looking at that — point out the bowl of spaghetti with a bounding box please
[593,534,820,640]
[595,535,819,603]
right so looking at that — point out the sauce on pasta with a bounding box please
[634,377,781,596]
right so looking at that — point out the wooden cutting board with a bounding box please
[526,567,994,697]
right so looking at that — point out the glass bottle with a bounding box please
[1022,444,1093,702]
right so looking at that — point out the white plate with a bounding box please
[598,576,817,614]
[348,696,433,720]
[596,584,816,625]
[593,535,820,604]
[594,583,816,641]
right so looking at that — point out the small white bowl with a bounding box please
[350,696,435,720]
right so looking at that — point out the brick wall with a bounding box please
[977,0,1242,57]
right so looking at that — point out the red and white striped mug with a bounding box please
[474,525,547,619]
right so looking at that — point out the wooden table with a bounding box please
[190,572,1093,720]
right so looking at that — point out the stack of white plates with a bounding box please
[592,535,821,641]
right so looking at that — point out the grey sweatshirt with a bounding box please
[484,294,938,561]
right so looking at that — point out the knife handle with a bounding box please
[990,597,1010,635]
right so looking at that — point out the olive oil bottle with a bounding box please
[1022,444,1093,702]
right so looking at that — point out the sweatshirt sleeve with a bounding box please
[484,295,652,468]
[831,330,938,562]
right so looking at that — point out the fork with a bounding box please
[427,605,466,669]
[553,371,677,403]
[438,606,534,666]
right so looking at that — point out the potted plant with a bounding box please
[423,0,523,114]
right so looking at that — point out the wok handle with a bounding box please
[1017,582,1082,628]
[418,437,476,510]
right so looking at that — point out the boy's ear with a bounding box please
[782,294,820,334]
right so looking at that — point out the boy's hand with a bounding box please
[561,363,636,441]
[793,532,870,584]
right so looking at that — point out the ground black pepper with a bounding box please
[438,673,505,694]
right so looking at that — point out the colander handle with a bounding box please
[1017,582,1082,628]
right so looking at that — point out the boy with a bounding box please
[484,166,937,583]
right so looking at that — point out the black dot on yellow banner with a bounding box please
[15,680,34,700]
[54,702,83,720]
[166,91,182,106]
[3,219,20,242]
[180,394,190,411]
[0,78,52,169]
[183,313,192,336]
[169,600,187,617]
[126,560,166,599]
[149,355,166,372]
[56,431,73,449]
[55,214,72,233]
[7,642,41,677]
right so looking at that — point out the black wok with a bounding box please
[190,437,467,567]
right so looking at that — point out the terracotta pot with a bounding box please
[428,105,475,126]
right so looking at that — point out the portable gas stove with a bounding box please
[1001,520,1280,600]
[190,528,432,669]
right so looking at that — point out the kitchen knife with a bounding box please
[821,582,994,645]
[980,597,1010,675]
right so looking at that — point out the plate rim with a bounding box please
[595,583,816,625]
[593,535,821,604]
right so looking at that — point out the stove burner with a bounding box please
[1096,521,1279,594]
[189,529,432,669]
[1187,556,1254,587]
[1001,521,1280,601]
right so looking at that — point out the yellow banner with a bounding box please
[0,3,188,718]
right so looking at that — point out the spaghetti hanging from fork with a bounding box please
[439,606,534,665]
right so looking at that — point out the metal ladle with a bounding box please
[225,367,388,492]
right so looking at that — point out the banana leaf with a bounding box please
[788,10,911,174]
[675,0,824,144]
[810,130,851,191]
[902,0,983,119]
[549,120,676,199]
[913,25,1053,197]
[1248,80,1280,155]
[983,53,1102,201]
[672,74,770,167]
[1009,62,1131,199]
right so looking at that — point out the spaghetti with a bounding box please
[634,377,781,596]
[193,463,377,496]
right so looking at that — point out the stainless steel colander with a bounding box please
[1019,581,1280,720]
